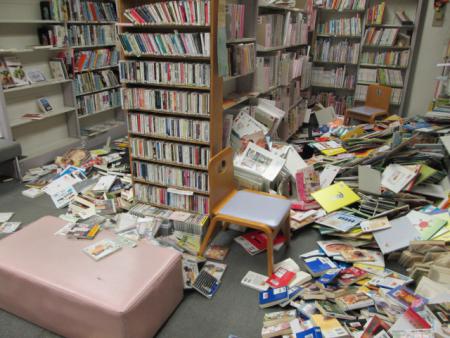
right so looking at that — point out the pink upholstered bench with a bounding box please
[0,216,183,338]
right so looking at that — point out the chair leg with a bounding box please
[13,157,22,180]
[282,216,291,247]
[265,230,274,276]
[198,217,220,256]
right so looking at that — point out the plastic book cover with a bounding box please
[259,287,289,308]
[303,256,338,277]
[311,182,361,213]
[83,239,121,261]
[387,286,429,311]
[266,267,296,288]
[337,267,368,286]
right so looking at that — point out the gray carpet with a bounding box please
[0,179,405,338]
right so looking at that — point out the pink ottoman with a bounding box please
[0,216,183,338]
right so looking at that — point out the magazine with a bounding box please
[235,143,285,182]
[316,212,364,232]
[83,239,121,261]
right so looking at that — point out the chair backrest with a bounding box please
[208,147,236,212]
[366,85,392,111]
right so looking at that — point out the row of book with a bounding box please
[364,28,399,47]
[121,88,210,115]
[315,92,354,116]
[42,0,118,22]
[119,60,210,87]
[366,2,385,25]
[319,0,366,10]
[314,39,360,64]
[257,13,307,48]
[226,3,245,40]
[357,68,403,87]
[254,54,280,92]
[37,25,67,47]
[119,32,210,57]
[67,25,115,47]
[134,183,209,214]
[226,43,255,77]
[279,53,309,86]
[123,0,210,26]
[133,161,209,192]
[130,137,210,168]
[317,15,362,36]
[312,66,355,89]
[128,113,210,142]
[360,50,410,68]
[74,49,119,72]
[74,69,119,95]
[77,88,121,115]
[355,84,402,104]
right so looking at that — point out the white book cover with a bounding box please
[93,175,117,192]
[0,222,21,233]
[381,164,417,193]
[0,212,14,223]
[83,239,122,261]
[360,217,391,233]
[241,271,269,292]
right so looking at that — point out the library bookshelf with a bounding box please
[117,0,223,214]
[0,0,126,172]
[311,0,425,117]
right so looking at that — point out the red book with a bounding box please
[130,8,145,24]
[88,3,97,21]
[404,307,432,329]
[337,267,368,286]
[242,231,286,251]
[266,267,296,288]
[76,53,87,72]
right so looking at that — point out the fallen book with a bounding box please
[335,293,375,311]
[259,287,289,308]
[241,270,269,292]
[315,300,357,320]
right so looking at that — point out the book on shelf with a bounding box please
[130,137,210,168]
[314,39,360,64]
[132,161,209,193]
[319,0,366,11]
[364,28,400,47]
[74,69,119,95]
[77,89,120,115]
[119,32,210,57]
[317,15,362,37]
[314,92,354,116]
[75,49,119,72]
[254,54,280,92]
[121,88,210,115]
[256,14,285,48]
[63,0,118,22]
[37,25,67,47]
[395,10,414,25]
[119,60,210,87]
[134,183,209,213]
[0,56,28,89]
[128,113,210,142]
[68,24,115,47]
[366,2,385,25]
[226,43,256,77]
[49,58,69,80]
[355,84,402,105]
[226,3,245,40]
[312,66,355,89]
[357,68,377,83]
[360,50,410,68]
[123,0,210,26]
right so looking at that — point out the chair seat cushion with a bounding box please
[348,106,386,116]
[218,190,291,227]
[0,139,21,163]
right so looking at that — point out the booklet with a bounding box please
[381,164,418,193]
[316,212,364,232]
[360,217,391,233]
[311,182,360,213]
[83,239,122,261]
[235,142,285,182]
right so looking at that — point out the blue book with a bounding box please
[318,268,341,285]
[296,327,322,338]
[303,256,337,277]
[259,287,289,308]
[280,286,303,307]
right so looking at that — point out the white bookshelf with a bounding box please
[0,0,126,171]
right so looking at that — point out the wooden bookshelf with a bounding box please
[118,0,222,214]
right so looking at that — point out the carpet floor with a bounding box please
[0,179,405,338]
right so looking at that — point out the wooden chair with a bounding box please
[199,147,291,276]
[344,85,392,125]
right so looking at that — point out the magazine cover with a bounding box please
[182,258,199,289]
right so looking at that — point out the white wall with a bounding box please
[405,2,450,116]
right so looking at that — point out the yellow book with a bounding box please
[311,182,361,213]
[322,148,347,156]
[311,314,348,338]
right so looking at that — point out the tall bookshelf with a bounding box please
[0,0,127,172]
[311,0,424,116]
[222,0,312,143]
[117,0,222,214]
